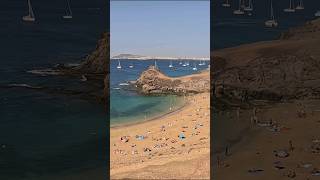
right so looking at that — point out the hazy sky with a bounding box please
[111,1,209,57]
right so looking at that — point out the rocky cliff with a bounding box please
[213,18,320,102]
[135,66,210,95]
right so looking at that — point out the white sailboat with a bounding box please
[315,11,320,17]
[233,0,245,15]
[168,60,173,68]
[295,0,304,10]
[23,0,35,22]
[222,0,231,8]
[244,0,253,11]
[154,60,158,69]
[265,0,278,27]
[179,60,183,65]
[284,0,295,13]
[116,60,122,69]
[182,61,187,67]
[63,0,73,19]
[129,64,134,68]
[192,63,197,71]
[186,61,190,66]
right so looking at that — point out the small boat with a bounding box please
[182,61,187,67]
[315,11,320,17]
[233,0,245,15]
[186,61,190,66]
[63,0,73,19]
[192,63,197,71]
[265,0,278,27]
[295,0,304,10]
[129,64,134,68]
[168,60,173,68]
[244,0,253,11]
[116,60,122,69]
[179,61,183,65]
[23,0,35,22]
[283,0,295,13]
[222,0,231,7]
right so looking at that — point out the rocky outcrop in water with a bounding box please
[135,66,210,95]
[213,18,320,102]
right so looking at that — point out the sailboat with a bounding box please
[192,63,197,71]
[169,60,173,68]
[186,61,190,66]
[179,60,183,65]
[182,61,187,67]
[116,60,122,69]
[284,0,295,13]
[233,0,245,15]
[265,0,278,27]
[315,11,320,17]
[129,64,134,68]
[244,0,253,11]
[22,0,35,22]
[222,0,231,7]
[295,0,304,10]
[63,0,73,19]
[154,60,158,69]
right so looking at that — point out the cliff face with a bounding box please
[76,32,109,74]
[213,18,320,102]
[135,66,210,95]
[74,32,109,100]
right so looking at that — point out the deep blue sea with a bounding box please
[0,0,107,179]
[110,59,209,126]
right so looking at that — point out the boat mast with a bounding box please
[28,0,34,18]
[67,0,72,16]
[271,0,274,20]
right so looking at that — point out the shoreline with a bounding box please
[110,98,190,129]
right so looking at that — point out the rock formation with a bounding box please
[135,66,210,95]
[213,18,320,102]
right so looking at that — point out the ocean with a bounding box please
[0,0,107,179]
[110,59,209,126]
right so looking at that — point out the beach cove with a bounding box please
[110,68,210,179]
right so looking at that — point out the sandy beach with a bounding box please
[110,93,210,179]
[214,100,320,179]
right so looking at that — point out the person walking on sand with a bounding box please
[225,145,230,156]
[236,107,240,121]
[289,140,294,151]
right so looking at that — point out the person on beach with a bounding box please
[225,145,230,156]
[236,107,240,121]
[289,140,294,151]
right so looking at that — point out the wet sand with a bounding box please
[110,93,210,179]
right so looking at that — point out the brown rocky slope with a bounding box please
[213,18,320,102]
[135,66,210,95]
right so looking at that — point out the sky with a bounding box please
[111,1,210,58]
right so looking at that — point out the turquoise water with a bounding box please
[110,59,209,126]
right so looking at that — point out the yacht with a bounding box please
[283,0,296,13]
[244,0,253,11]
[222,0,231,7]
[22,0,35,22]
[295,0,304,10]
[233,0,245,15]
[169,60,173,68]
[116,60,122,69]
[63,0,73,19]
[265,0,278,27]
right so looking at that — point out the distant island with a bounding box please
[111,53,209,60]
